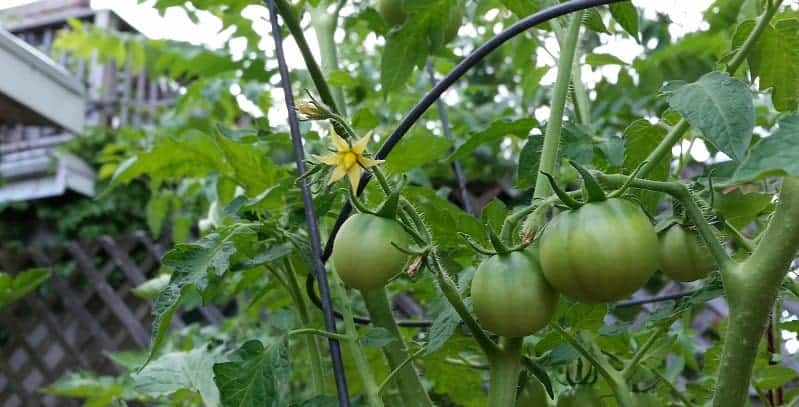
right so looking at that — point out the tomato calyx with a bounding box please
[544,160,648,210]
[460,224,529,256]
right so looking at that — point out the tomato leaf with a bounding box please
[733,114,799,182]
[135,347,222,406]
[385,129,452,174]
[664,71,754,161]
[732,18,799,112]
[213,339,290,407]
[515,134,544,189]
[449,118,537,161]
[609,3,639,41]
[622,119,668,214]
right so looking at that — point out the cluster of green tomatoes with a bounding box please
[332,162,716,338]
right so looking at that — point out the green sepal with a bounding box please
[375,178,405,220]
[347,185,376,215]
[541,171,582,209]
[569,160,606,202]
[458,232,496,256]
[486,225,509,255]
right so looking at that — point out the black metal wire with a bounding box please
[266,1,351,405]
[426,60,475,216]
[307,0,628,328]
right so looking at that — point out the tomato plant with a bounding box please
[34,0,799,407]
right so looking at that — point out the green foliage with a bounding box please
[0,268,50,310]
[36,0,799,406]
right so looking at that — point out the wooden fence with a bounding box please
[0,232,223,407]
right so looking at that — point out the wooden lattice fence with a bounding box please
[0,232,223,407]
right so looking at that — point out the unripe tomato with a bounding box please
[377,0,406,26]
[516,375,549,407]
[332,213,411,291]
[658,224,715,282]
[539,198,659,304]
[470,250,558,337]
[556,386,604,407]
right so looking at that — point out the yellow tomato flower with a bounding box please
[313,131,384,191]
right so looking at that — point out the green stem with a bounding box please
[713,177,799,406]
[531,13,583,201]
[571,54,591,128]
[487,337,523,407]
[622,326,665,379]
[430,256,499,355]
[273,0,341,115]
[639,119,690,179]
[378,347,426,395]
[361,289,433,407]
[330,278,384,407]
[726,0,783,74]
[724,220,755,252]
[309,5,347,115]
[551,324,633,407]
[289,328,351,342]
[647,367,695,407]
[284,260,325,395]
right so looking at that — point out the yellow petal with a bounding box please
[330,131,349,152]
[351,132,372,155]
[313,153,340,166]
[328,165,347,185]
[358,156,385,168]
[347,166,362,191]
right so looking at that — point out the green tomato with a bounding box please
[332,213,411,291]
[377,0,406,26]
[658,224,716,282]
[556,386,604,407]
[516,375,549,407]
[470,249,558,337]
[539,198,659,304]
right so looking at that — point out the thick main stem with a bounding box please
[361,289,433,407]
[713,177,799,407]
[487,337,523,407]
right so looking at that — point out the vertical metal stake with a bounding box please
[266,1,351,405]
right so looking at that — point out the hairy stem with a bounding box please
[713,177,799,406]
[487,337,523,406]
[430,256,499,355]
[361,289,433,407]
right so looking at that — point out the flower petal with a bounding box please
[358,156,385,168]
[330,131,349,152]
[347,166,362,191]
[328,165,347,185]
[351,132,372,155]
[313,153,340,166]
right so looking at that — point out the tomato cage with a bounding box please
[266,0,626,404]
